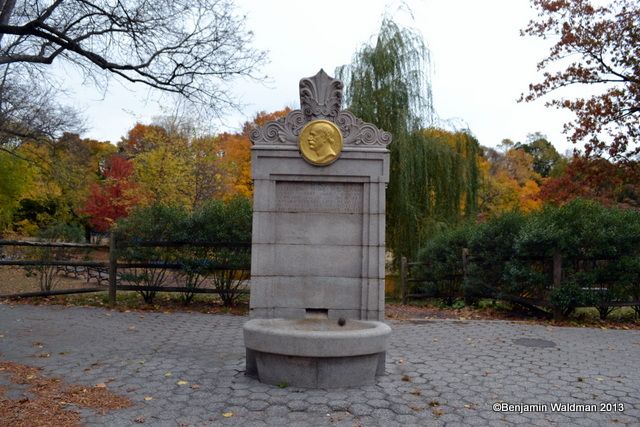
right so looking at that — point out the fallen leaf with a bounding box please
[134,416,145,423]
[177,380,188,386]
[95,383,107,388]
[144,396,153,401]
[190,384,201,389]
[26,374,36,380]
[164,372,172,377]
[222,412,234,418]
[401,375,411,382]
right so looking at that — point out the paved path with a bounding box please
[0,304,639,426]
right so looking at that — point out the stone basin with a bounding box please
[244,318,391,388]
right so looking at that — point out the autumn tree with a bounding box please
[206,133,252,200]
[11,133,115,232]
[125,123,195,207]
[522,0,640,159]
[81,155,139,232]
[121,110,272,207]
[515,133,566,177]
[539,156,640,208]
[0,148,32,230]
[118,123,169,156]
[478,145,543,216]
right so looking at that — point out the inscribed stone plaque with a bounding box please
[275,182,363,214]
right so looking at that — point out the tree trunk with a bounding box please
[0,0,17,44]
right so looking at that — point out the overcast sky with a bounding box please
[67,0,576,154]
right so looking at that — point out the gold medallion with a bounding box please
[298,120,343,166]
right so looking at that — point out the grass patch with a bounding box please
[2,291,249,315]
[386,298,640,328]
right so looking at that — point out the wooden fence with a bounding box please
[0,233,251,306]
[398,250,640,318]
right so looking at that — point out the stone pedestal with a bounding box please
[250,150,389,321]
[249,70,391,322]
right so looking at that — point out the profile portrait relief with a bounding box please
[299,120,343,166]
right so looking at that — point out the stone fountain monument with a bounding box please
[243,70,392,388]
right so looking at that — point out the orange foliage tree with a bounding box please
[118,123,169,155]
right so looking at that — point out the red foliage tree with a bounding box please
[81,155,139,232]
[539,156,640,208]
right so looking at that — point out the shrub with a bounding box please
[549,283,588,318]
[515,199,640,317]
[114,198,251,306]
[464,212,526,303]
[189,197,251,306]
[23,222,84,291]
[415,225,470,305]
[116,204,188,304]
[416,199,640,317]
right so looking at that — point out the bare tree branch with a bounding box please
[0,0,267,115]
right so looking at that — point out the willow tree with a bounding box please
[337,18,480,261]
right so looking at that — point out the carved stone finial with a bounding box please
[299,69,343,121]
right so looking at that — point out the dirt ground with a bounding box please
[2,264,639,329]
[0,267,95,296]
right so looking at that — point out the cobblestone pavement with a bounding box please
[1,304,639,426]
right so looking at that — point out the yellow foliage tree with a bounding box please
[12,134,116,232]
[122,108,290,209]
[478,146,542,217]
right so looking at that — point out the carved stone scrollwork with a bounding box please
[250,110,304,145]
[336,111,392,146]
[250,70,392,148]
